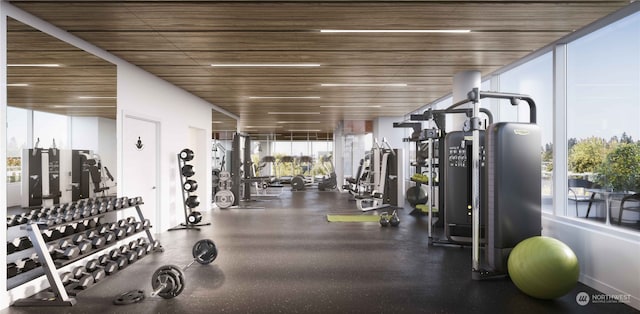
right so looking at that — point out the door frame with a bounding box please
[119,110,161,230]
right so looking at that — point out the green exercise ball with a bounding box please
[507,236,579,300]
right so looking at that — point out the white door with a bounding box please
[122,115,159,231]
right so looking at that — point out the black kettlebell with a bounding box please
[379,212,390,227]
[389,210,400,227]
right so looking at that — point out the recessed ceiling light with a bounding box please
[212,121,223,124]
[320,29,470,33]
[7,83,29,87]
[78,96,116,99]
[211,63,320,67]
[277,121,321,124]
[8,63,61,67]
[52,105,116,108]
[320,105,381,108]
[268,112,321,115]
[321,83,407,87]
[249,96,321,99]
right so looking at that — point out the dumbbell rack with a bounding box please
[169,152,210,231]
[10,197,162,307]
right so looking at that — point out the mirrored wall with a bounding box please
[6,17,117,288]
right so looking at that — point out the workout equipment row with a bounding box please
[11,197,163,306]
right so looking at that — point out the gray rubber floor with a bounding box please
[2,189,637,313]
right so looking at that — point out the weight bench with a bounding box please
[355,192,389,212]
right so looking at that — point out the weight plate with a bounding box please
[192,239,218,264]
[214,190,234,209]
[187,211,202,224]
[183,179,198,192]
[218,171,231,182]
[113,289,145,305]
[179,148,194,161]
[151,265,185,299]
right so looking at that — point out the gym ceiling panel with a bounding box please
[7,0,630,138]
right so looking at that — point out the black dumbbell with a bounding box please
[72,233,98,251]
[84,219,98,230]
[128,198,138,206]
[85,235,106,249]
[119,246,138,264]
[136,245,147,259]
[128,240,139,251]
[142,219,151,229]
[14,236,32,251]
[47,240,79,260]
[112,228,126,240]
[60,225,76,237]
[71,233,87,245]
[103,231,116,244]
[7,215,19,227]
[116,219,127,228]
[60,271,94,291]
[98,203,108,213]
[16,257,40,273]
[86,258,118,276]
[43,229,63,242]
[121,224,135,236]
[72,265,106,283]
[75,221,86,233]
[8,263,19,278]
[105,250,129,269]
[86,230,99,239]
[133,221,143,232]
[97,224,110,234]
[7,242,17,254]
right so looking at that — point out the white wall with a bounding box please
[117,64,213,232]
[71,117,99,151]
[372,116,406,149]
[98,117,117,187]
[542,215,640,309]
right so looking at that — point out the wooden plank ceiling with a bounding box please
[8,0,630,139]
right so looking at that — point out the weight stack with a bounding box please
[485,122,541,273]
[443,131,486,244]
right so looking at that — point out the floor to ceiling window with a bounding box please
[566,11,640,231]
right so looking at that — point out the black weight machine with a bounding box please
[413,88,541,280]
[22,139,62,208]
